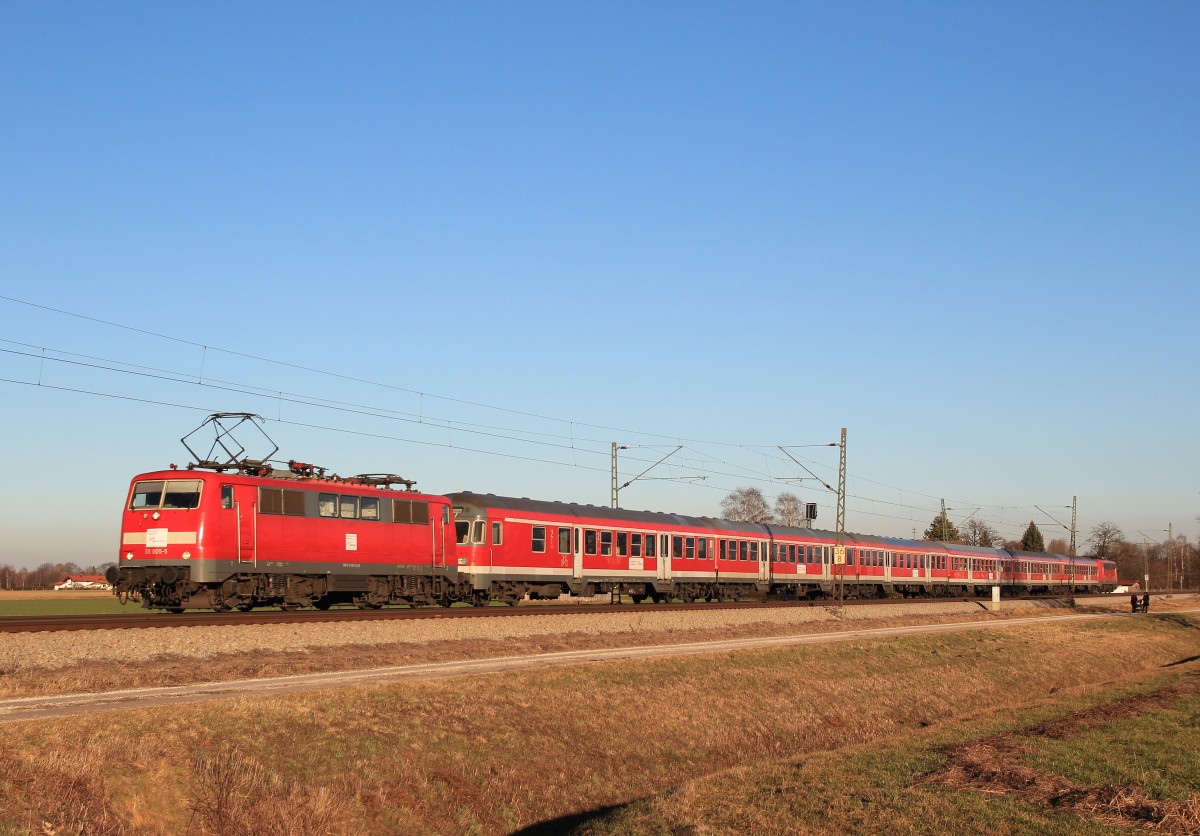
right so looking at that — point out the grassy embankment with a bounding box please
[0,609,1197,834]
[0,590,129,616]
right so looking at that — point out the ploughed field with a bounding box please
[0,594,1196,834]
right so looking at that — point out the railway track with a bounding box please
[0,595,1104,634]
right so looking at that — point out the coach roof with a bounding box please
[447,492,714,529]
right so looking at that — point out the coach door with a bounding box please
[657,533,671,581]
[234,485,257,566]
[573,527,583,581]
[759,539,771,583]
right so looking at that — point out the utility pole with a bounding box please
[1168,522,1173,592]
[833,428,847,604]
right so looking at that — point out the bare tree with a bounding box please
[774,492,804,526]
[1047,537,1070,555]
[1086,522,1125,558]
[961,519,1000,547]
[720,486,775,524]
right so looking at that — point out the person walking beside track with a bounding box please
[1141,591,1150,613]
[1131,592,1140,613]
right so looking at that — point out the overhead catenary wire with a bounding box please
[0,295,1075,536]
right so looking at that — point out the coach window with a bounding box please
[646,534,656,557]
[472,520,485,545]
[600,531,613,556]
[585,530,597,555]
[719,540,727,560]
[672,536,683,559]
[492,522,503,545]
[558,528,572,554]
[360,497,380,521]
[698,538,709,560]
[532,526,546,553]
[319,493,337,518]
[749,542,758,562]
[631,533,643,557]
[617,532,628,557]
[685,537,696,559]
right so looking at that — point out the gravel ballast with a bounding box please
[2,595,1173,674]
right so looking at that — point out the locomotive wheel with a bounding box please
[313,599,332,611]
[630,594,646,604]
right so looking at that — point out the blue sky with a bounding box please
[1,1,1197,569]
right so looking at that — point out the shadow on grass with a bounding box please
[511,801,633,835]
[1163,654,1200,668]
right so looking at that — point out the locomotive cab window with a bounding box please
[221,485,233,509]
[455,521,471,544]
[129,479,203,510]
[472,521,485,545]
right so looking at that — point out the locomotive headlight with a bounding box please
[124,552,134,560]
[182,551,192,560]
[152,512,161,520]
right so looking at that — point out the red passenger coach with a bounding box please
[110,466,465,611]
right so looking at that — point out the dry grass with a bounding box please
[0,612,1197,834]
[0,602,1173,701]
[0,741,124,835]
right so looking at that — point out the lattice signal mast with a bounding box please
[833,427,847,603]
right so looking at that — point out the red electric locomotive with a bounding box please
[107,415,470,611]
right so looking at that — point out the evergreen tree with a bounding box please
[923,511,960,542]
[1020,521,1045,552]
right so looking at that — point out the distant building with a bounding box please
[53,574,112,591]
